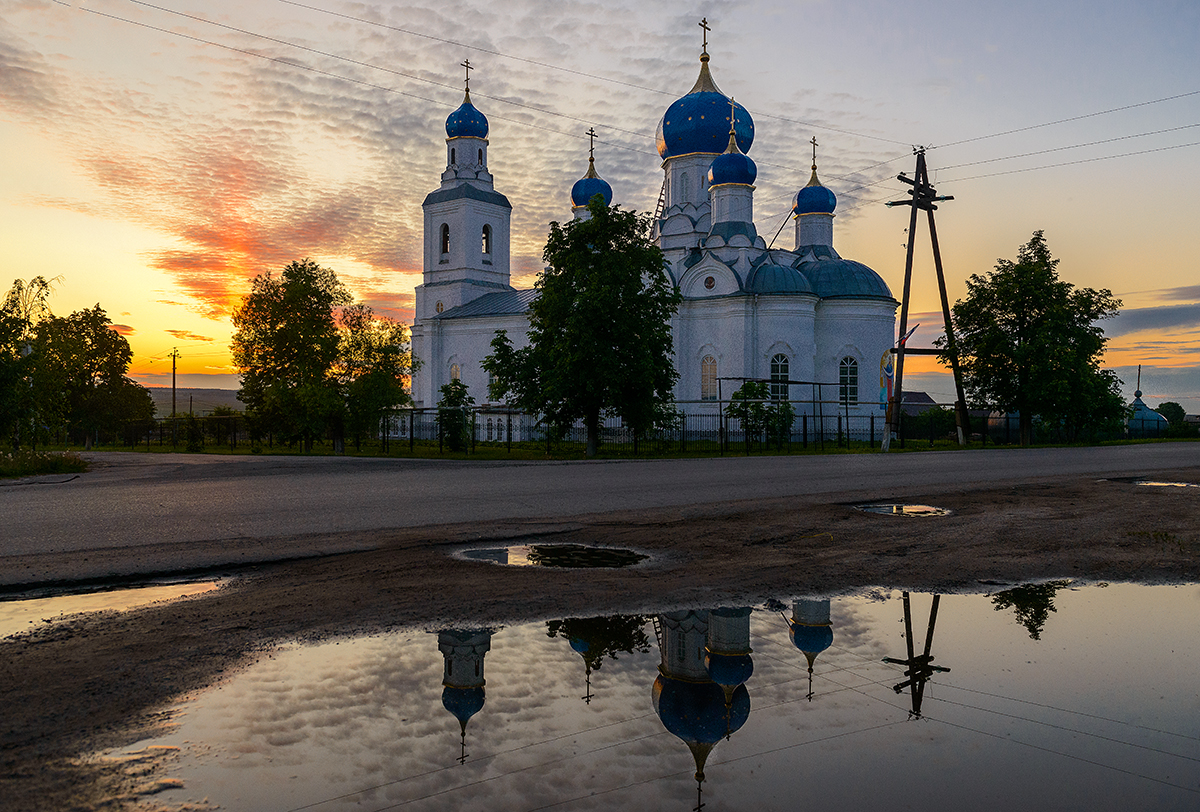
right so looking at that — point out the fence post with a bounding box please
[470,409,476,454]
[802,414,808,449]
[870,413,875,448]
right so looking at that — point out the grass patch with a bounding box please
[0,450,89,479]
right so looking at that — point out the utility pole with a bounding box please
[883,148,970,450]
[169,348,180,417]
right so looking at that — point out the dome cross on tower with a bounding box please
[461,58,473,98]
[699,16,710,57]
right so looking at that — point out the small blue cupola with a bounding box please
[794,140,838,249]
[707,99,757,235]
[444,61,490,173]
[571,128,613,219]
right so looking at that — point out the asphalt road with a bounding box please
[2,444,1197,585]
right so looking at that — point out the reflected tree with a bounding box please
[991,580,1071,640]
[546,614,651,674]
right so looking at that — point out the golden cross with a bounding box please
[699,17,710,52]
[461,58,473,91]
[587,127,597,160]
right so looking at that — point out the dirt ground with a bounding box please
[3,467,1200,811]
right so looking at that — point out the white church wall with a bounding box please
[412,313,530,408]
[813,299,897,415]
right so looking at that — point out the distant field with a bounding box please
[146,387,241,416]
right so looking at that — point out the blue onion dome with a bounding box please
[569,636,590,654]
[705,652,754,688]
[441,686,486,729]
[708,129,757,186]
[746,262,814,295]
[571,157,613,207]
[656,52,753,159]
[789,623,834,657]
[800,258,894,300]
[445,89,488,139]
[653,676,751,745]
[794,167,837,215]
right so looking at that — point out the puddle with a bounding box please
[117,583,1200,811]
[1135,480,1199,488]
[0,581,220,638]
[456,543,648,568]
[855,503,951,516]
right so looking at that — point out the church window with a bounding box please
[450,147,456,165]
[486,418,494,441]
[482,224,492,255]
[700,355,717,401]
[840,357,859,405]
[478,148,483,164]
[680,172,689,200]
[450,363,461,381]
[770,354,789,401]
[440,224,450,254]
[704,276,715,290]
[435,301,444,313]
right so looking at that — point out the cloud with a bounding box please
[110,323,136,336]
[1106,303,1200,338]
[165,329,214,342]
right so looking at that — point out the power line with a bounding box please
[934,89,1200,150]
[938,122,1200,171]
[942,139,1200,183]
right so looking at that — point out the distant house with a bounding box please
[900,391,937,417]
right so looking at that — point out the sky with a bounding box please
[3,0,1199,409]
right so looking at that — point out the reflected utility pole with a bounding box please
[883,592,950,718]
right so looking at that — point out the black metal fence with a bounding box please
[100,402,1177,455]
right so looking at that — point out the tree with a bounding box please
[336,303,415,448]
[482,197,682,457]
[940,232,1124,445]
[436,378,474,452]
[35,305,154,446]
[991,580,1071,641]
[232,259,351,451]
[724,381,794,451]
[1156,401,1186,428]
[1,277,56,448]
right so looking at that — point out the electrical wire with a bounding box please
[937,122,1200,171]
[934,89,1200,150]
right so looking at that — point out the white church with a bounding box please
[410,41,898,417]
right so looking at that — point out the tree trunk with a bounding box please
[1020,412,1032,447]
[585,413,599,458]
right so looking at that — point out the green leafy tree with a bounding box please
[336,303,415,448]
[1155,400,1186,430]
[35,306,154,447]
[725,381,794,451]
[483,197,682,458]
[436,378,474,452]
[232,259,351,451]
[940,231,1124,445]
[1,277,56,448]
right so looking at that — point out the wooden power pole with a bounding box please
[169,348,180,417]
[883,148,970,451]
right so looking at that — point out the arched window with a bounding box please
[450,362,461,381]
[486,417,494,441]
[770,354,789,401]
[700,355,717,401]
[440,224,450,254]
[680,172,690,201]
[478,148,483,164]
[450,147,456,165]
[482,224,492,255]
[840,357,859,405]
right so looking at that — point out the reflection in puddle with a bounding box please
[1135,481,1199,488]
[119,584,1200,811]
[457,543,649,568]
[0,582,220,638]
[855,503,951,516]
